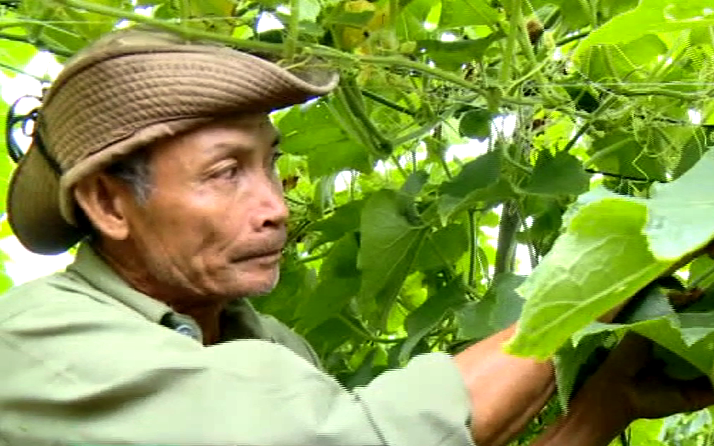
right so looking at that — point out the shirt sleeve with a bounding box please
[0,295,475,446]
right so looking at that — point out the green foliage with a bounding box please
[5,0,714,443]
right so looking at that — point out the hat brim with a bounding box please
[7,141,84,255]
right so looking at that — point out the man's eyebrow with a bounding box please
[206,134,281,154]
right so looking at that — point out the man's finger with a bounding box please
[679,376,714,412]
[603,332,653,377]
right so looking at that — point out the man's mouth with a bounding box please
[233,247,284,263]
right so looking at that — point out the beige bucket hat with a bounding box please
[6,27,339,255]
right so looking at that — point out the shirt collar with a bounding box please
[66,242,266,344]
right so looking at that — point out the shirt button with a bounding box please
[175,324,199,340]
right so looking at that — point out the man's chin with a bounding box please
[228,270,280,298]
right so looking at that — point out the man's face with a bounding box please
[121,113,288,300]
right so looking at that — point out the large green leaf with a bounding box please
[508,152,714,359]
[506,198,673,359]
[357,190,428,327]
[577,0,714,56]
[646,151,714,259]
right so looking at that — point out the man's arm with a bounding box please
[453,325,555,446]
[455,327,714,446]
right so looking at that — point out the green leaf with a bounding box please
[506,198,673,360]
[673,128,711,179]
[278,103,372,179]
[417,31,505,71]
[456,299,495,340]
[459,109,492,141]
[400,170,429,197]
[526,151,591,196]
[438,0,500,28]
[400,281,466,361]
[688,256,714,290]
[357,190,428,327]
[414,223,468,272]
[253,257,314,324]
[574,312,714,378]
[554,333,609,411]
[588,131,668,182]
[440,150,501,197]
[296,234,361,332]
[346,347,379,388]
[456,273,525,339]
[489,273,526,330]
[645,151,714,260]
[577,0,714,56]
[311,200,365,247]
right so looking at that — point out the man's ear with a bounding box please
[73,173,132,241]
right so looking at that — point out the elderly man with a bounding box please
[0,26,711,446]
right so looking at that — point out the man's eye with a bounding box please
[212,164,239,180]
[271,150,283,167]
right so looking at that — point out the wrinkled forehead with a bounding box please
[146,112,280,162]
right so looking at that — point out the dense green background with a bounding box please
[3,0,714,443]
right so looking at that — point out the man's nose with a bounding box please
[253,175,289,229]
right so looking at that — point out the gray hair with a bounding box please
[104,148,153,204]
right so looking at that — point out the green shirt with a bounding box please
[0,244,474,445]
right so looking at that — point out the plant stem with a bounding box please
[689,263,714,289]
[495,201,519,275]
[0,32,73,57]
[51,0,288,53]
[0,61,44,81]
[338,315,405,343]
[556,30,590,47]
[285,0,299,59]
[390,154,409,180]
[563,94,618,153]
[178,0,190,31]
[360,89,415,116]
[500,0,521,85]
[467,210,478,287]
[341,82,393,154]
[51,0,540,106]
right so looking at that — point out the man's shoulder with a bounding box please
[0,271,82,318]
[0,268,135,324]
[254,312,321,368]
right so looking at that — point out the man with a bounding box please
[0,26,711,446]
